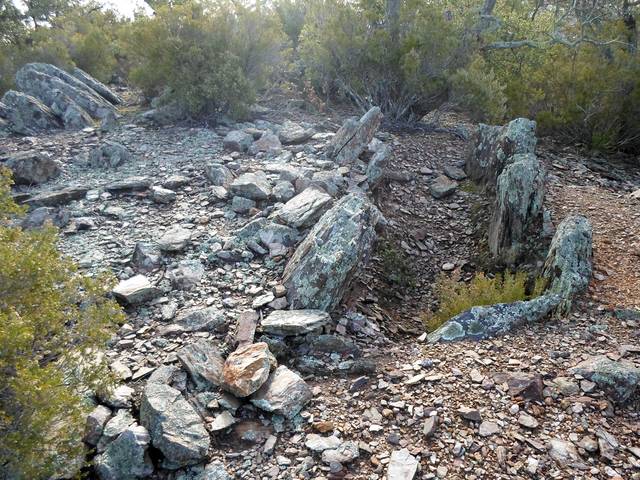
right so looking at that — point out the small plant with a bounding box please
[378,240,416,290]
[423,271,546,332]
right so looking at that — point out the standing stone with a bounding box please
[95,424,154,480]
[283,194,379,311]
[327,107,383,165]
[488,153,544,264]
[250,366,312,418]
[466,118,537,190]
[2,151,61,185]
[222,342,277,397]
[1,90,61,135]
[177,340,225,390]
[275,187,333,228]
[140,383,210,468]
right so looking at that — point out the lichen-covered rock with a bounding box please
[488,153,544,264]
[140,383,210,468]
[427,294,561,343]
[274,187,333,228]
[2,150,61,185]
[466,118,537,190]
[167,259,205,290]
[283,193,379,311]
[49,89,93,129]
[72,67,122,105]
[327,106,383,166]
[1,90,61,135]
[250,365,312,418]
[569,355,640,404]
[366,143,391,189]
[222,342,277,397]
[205,163,234,187]
[231,217,299,248]
[542,215,593,313]
[174,307,226,333]
[95,424,154,480]
[177,339,225,390]
[261,309,330,336]
[89,141,131,169]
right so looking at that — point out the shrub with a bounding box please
[423,271,546,332]
[0,168,124,479]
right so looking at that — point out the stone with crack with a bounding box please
[250,366,312,418]
[261,310,330,336]
[222,342,277,397]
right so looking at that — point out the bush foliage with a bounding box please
[423,271,547,332]
[0,169,124,479]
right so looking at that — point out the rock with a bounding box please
[98,409,136,452]
[327,107,383,165]
[177,339,225,390]
[547,438,582,468]
[492,372,544,402]
[305,434,342,452]
[443,164,467,181]
[1,90,61,135]
[423,416,437,438]
[89,141,131,169]
[229,172,271,200]
[250,365,312,418]
[175,307,226,333]
[234,310,259,347]
[542,215,593,313]
[231,195,256,214]
[102,385,134,408]
[48,89,93,129]
[466,118,537,189]
[518,413,539,429]
[457,406,482,422]
[20,206,69,229]
[429,175,458,199]
[210,411,237,431]
[428,293,561,343]
[2,151,61,185]
[158,226,192,252]
[251,131,282,154]
[167,259,205,290]
[366,143,391,188]
[272,180,296,202]
[261,309,330,336]
[479,421,501,437]
[72,67,122,105]
[100,110,118,131]
[140,383,210,468]
[387,448,419,480]
[205,163,234,187]
[283,194,379,311]
[163,175,190,190]
[95,424,154,480]
[26,185,89,207]
[151,186,177,204]
[222,342,276,397]
[223,130,253,152]
[569,355,640,404]
[488,153,544,263]
[130,242,162,272]
[112,275,160,305]
[104,176,152,193]
[84,405,112,446]
[275,187,333,228]
[321,441,359,464]
[279,121,315,144]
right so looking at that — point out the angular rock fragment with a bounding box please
[569,355,640,404]
[429,175,458,199]
[205,163,234,187]
[234,310,259,348]
[84,405,112,446]
[321,441,359,464]
[95,424,154,480]
[275,187,332,228]
[222,342,276,397]
[327,107,383,166]
[250,366,312,418]
[279,121,315,144]
[167,259,204,290]
[105,176,152,193]
[1,90,61,135]
[250,131,282,154]
[158,226,192,252]
[366,143,391,188]
[261,309,330,336]
[174,307,226,333]
[2,150,61,185]
[177,340,225,390]
[130,242,162,272]
[112,275,160,305]
[229,172,271,200]
[305,434,342,452]
[89,141,131,169]
[387,448,418,480]
[26,185,89,207]
[223,130,253,152]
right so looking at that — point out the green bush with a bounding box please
[0,169,124,479]
[423,271,546,332]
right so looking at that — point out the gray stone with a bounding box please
[163,175,190,190]
[89,141,131,169]
[1,90,61,135]
[210,411,237,431]
[98,409,136,452]
[231,195,256,214]
[222,342,276,397]
[569,355,640,404]
[151,186,177,204]
[272,180,296,202]
[366,143,391,188]
[488,153,544,264]
[112,275,160,305]
[251,131,282,154]
[479,421,501,437]
[283,194,379,311]
[2,150,61,185]
[48,89,93,129]
[84,405,112,446]
[250,365,312,418]
[443,165,467,181]
[547,438,583,468]
[279,121,315,144]
[95,424,154,480]
[72,67,122,105]
[21,206,69,229]
[177,339,225,390]
[229,172,271,200]
[387,448,418,480]
[428,294,561,343]
[327,107,383,165]
[168,259,205,290]
[261,310,330,336]
[130,242,162,272]
[140,383,210,468]
[105,176,152,193]
[175,307,226,333]
[26,185,89,207]
[158,226,192,252]
[466,117,537,190]
[275,187,332,228]
[231,218,299,249]
[205,163,234,187]
[305,434,341,452]
[321,441,359,464]
[223,130,253,152]
[429,175,458,199]
[542,215,593,314]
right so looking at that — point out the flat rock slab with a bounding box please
[26,185,89,207]
[261,310,330,336]
[112,275,160,305]
[250,365,312,418]
[105,176,152,193]
[387,448,418,480]
[275,187,332,228]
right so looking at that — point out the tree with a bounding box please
[0,0,25,43]
[23,0,76,28]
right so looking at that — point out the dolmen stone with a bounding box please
[283,193,379,311]
[222,342,276,397]
[250,365,312,418]
[261,310,330,336]
[327,106,383,165]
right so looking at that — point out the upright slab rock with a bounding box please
[72,67,122,105]
[327,106,383,166]
[140,383,210,468]
[0,90,61,135]
[283,194,379,311]
[542,215,593,314]
[466,118,537,190]
[488,153,545,264]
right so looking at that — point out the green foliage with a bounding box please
[423,271,546,332]
[0,168,124,480]
[378,240,416,289]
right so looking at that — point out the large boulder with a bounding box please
[95,424,154,480]
[72,67,122,105]
[140,383,210,468]
[250,365,312,418]
[48,89,93,129]
[326,106,383,166]
[488,153,545,264]
[466,118,537,190]
[427,294,561,343]
[542,215,593,313]
[569,355,640,404]
[283,194,379,311]
[0,90,61,135]
[274,187,333,229]
[2,151,61,185]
